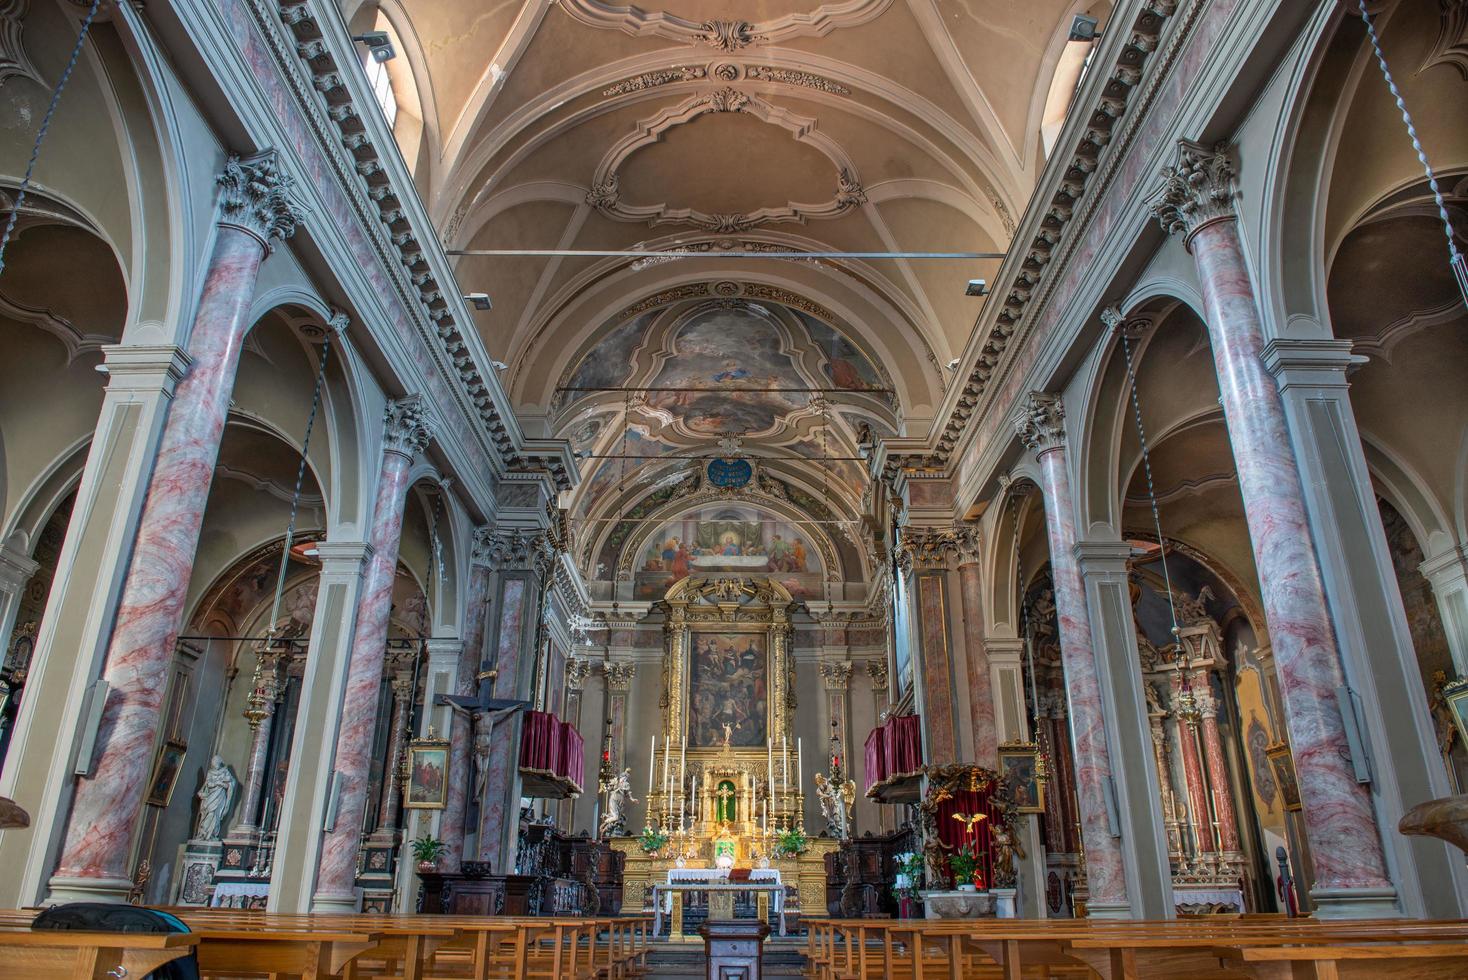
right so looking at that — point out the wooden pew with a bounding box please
[0,928,198,979]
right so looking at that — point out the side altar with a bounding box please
[601,577,839,920]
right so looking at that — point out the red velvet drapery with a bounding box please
[519,711,583,790]
[929,780,1000,887]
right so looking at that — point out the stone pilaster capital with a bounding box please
[1072,539,1133,572]
[865,658,889,691]
[952,521,982,565]
[1014,392,1067,456]
[819,661,854,691]
[1419,545,1468,587]
[1260,338,1367,390]
[470,524,495,567]
[602,660,637,690]
[1149,140,1237,246]
[565,656,596,690]
[100,345,193,396]
[903,525,958,569]
[481,527,551,572]
[1101,306,1151,341]
[216,150,305,250]
[0,544,39,587]
[312,539,374,569]
[381,394,435,460]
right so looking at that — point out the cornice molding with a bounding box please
[558,0,894,50]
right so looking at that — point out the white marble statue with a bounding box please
[194,755,237,842]
[600,766,638,837]
[814,771,856,840]
[473,716,494,799]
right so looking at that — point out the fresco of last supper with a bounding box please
[636,507,823,600]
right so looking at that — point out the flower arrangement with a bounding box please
[892,850,924,899]
[774,826,808,857]
[639,825,670,854]
[410,835,445,871]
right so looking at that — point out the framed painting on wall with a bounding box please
[405,736,450,809]
[145,739,189,807]
[1265,741,1302,812]
[686,632,768,748]
[997,742,1045,813]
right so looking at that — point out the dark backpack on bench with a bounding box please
[31,903,199,980]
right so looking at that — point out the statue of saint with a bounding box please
[813,771,856,840]
[194,756,237,842]
[599,767,638,837]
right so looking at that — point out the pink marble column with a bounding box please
[48,153,302,901]
[1152,141,1392,897]
[1170,676,1214,856]
[440,527,493,871]
[311,396,434,911]
[1014,393,1128,913]
[955,524,997,766]
[477,570,531,867]
[1194,679,1241,854]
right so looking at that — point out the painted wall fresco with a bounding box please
[794,311,893,405]
[635,505,823,600]
[560,312,655,407]
[687,632,768,748]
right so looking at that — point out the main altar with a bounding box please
[607,576,837,924]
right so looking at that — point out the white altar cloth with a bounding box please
[653,881,787,937]
[210,881,270,908]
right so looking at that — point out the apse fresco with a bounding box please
[795,312,893,404]
[635,505,823,600]
[687,632,768,748]
[644,307,806,436]
[581,427,679,512]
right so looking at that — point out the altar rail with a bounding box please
[0,908,654,979]
[805,915,1468,979]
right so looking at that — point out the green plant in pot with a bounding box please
[774,826,808,858]
[639,825,670,855]
[411,835,446,873]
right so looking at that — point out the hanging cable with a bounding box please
[1355,0,1468,310]
[265,328,334,632]
[0,0,103,280]
[1112,314,1184,652]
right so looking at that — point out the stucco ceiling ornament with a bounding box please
[1013,392,1066,456]
[558,0,893,49]
[0,0,41,88]
[602,65,707,97]
[1423,0,1468,79]
[1149,140,1237,245]
[585,91,866,232]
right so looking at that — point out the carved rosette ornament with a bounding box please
[1013,392,1067,458]
[1149,140,1237,248]
[819,661,854,691]
[602,660,637,691]
[381,395,435,460]
[216,150,305,250]
[865,659,889,692]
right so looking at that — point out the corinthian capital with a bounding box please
[216,150,304,249]
[1014,392,1066,456]
[602,660,637,690]
[382,394,435,459]
[952,522,982,565]
[819,661,853,691]
[1149,140,1236,244]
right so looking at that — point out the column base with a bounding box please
[1309,885,1401,919]
[1084,899,1133,919]
[310,891,361,914]
[45,874,134,906]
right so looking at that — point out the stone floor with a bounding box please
[643,940,808,978]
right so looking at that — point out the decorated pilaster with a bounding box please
[1151,141,1396,914]
[953,524,997,766]
[819,661,854,821]
[49,153,303,903]
[476,529,553,869]
[439,526,494,872]
[311,395,435,912]
[1422,547,1468,677]
[903,527,960,764]
[1014,393,1129,916]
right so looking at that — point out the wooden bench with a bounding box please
[0,928,198,979]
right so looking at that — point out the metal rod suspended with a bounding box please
[581,453,869,461]
[559,385,892,394]
[448,248,1004,260]
[572,514,860,528]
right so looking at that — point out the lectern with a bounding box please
[699,919,769,980]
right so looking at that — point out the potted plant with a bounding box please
[411,835,446,874]
[892,850,924,918]
[948,844,981,892]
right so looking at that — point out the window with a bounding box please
[362,49,397,129]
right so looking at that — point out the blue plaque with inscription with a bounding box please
[707,458,752,488]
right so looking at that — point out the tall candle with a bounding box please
[648,737,656,797]
[797,738,803,790]
[767,739,773,792]
[783,738,789,792]
[662,736,670,794]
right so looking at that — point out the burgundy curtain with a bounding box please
[930,781,999,887]
[561,722,584,789]
[520,710,558,773]
[864,726,886,793]
[889,715,923,776]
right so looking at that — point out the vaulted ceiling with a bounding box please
[360,0,1111,587]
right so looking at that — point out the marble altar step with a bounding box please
[645,943,808,978]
